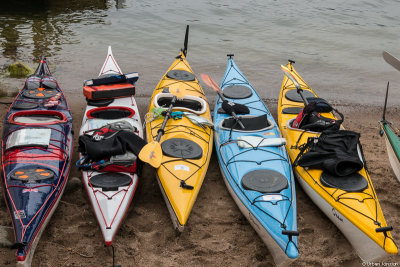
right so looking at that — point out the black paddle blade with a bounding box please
[183,25,189,57]
[222,100,250,115]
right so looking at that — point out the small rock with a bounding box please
[8,62,32,78]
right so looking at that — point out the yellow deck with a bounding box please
[145,52,213,228]
[277,63,397,254]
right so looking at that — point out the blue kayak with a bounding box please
[213,55,298,266]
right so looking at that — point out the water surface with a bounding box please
[1,0,400,105]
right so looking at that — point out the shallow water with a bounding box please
[1,0,400,105]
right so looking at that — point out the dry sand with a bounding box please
[0,94,399,267]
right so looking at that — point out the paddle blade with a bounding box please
[183,25,189,57]
[199,73,221,93]
[281,65,301,90]
[138,141,162,168]
[383,51,400,72]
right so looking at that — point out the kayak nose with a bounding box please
[285,242,299,259]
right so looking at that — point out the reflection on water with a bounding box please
[0,0,400,104]
[0,0,121,60]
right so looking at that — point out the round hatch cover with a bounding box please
[223,85,253,99]
[320,171,368,192]
[86,98,114,107]
[22,88,57,99]
[90,173,132,191]
[11,168,55,183]
[242,169,288,193]
[161,138,203,159]
[282,107,303,114]
[166,70,195,81]
[285,89,314,102]
[13,102,39,110]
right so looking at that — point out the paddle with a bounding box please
[383,51,400,72]
[183,25,189,57]
[281,63,309,105]
[139,96,177,168]
[199,73,245,129]
[382,82,390,121]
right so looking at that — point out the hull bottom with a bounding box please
[155,173,184,232]
[383,132,400,183]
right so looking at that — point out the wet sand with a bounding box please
[0,92,399,267]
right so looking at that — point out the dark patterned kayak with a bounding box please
[1,58,73,267]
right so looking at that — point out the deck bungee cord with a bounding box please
[145,99,213,189]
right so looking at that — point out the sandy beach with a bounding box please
[0,90,399,267]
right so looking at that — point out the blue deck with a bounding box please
[213,56,298,259]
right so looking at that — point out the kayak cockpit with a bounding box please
[8,110,67,125]
[154,93,207,114]
[220,114,274,132]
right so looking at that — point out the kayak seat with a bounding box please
[282,107,303,114]
[285,89,315,103]
[320,171,368,192]
[242,169,288,193]
[166,69,195,81]
[222,85,253,99]
[10,167,55,183]
[221,114,271,131]
[161,138,203,159]
[89,173,132,191]
[86,98,114,107]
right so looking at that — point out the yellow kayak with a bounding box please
[277,61,398,261]
[145,49,213,231]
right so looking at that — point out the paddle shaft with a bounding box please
[382,81,389,120]
[383,51,400,72]
[216,90,245,129]
[183,25,189,57]
[156,96,177,142]
[282,64,309,106]
[297,88,309,106]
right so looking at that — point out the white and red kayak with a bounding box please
[78,46,143,246]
